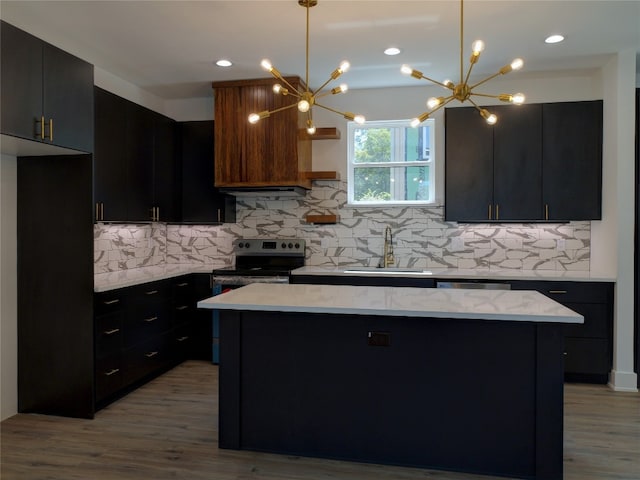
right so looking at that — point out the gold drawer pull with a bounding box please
[105,368,120,376]
[177,336,189,342]
[145,351,159,358]
[104,328,120,335]
[103,299,120,305]
[548,290,568,294]
[176,305,189,311]
[145,290,159,295]
[177,282,189,287]
[144,316,158,323]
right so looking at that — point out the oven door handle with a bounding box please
[211,275,290,286]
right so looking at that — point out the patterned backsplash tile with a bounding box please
[94,181,590,273]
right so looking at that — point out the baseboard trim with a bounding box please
[607,369,639,392]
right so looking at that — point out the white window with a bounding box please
[347,119,436,206]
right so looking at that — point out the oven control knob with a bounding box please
[295,243,300,249]
[245,242,251,249]
[237,242,243,248]
[281,242,286,249]
[288,243,293,249]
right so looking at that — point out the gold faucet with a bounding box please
[382,225,395,268]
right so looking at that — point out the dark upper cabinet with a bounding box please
[445,101,602,222]
[94,87,179,222]
[179,121,236,223]
[94,87,128,221]
[444,107,493,222]
[1,21,93,153]
[542,101,603,221]
[492,105,542,221]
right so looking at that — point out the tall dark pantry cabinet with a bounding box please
[2,20,96,418]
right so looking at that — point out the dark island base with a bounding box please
[219,311,564,480]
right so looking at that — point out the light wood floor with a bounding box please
[1,361,638,480]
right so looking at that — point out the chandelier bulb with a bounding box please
[306,121,316,134]
[400,64,413,76]
[331,84,348,95]
[426,97,443,109]
[249,111,270,124]
[471,40,485,55]
[480,109,497,125]
[511,58,524,71]
[353,114,366,125]
[443,79,455,89]
[298,100,311,113]
[260,59,273,71]
[512,93,526,105]
[339,61,350,73]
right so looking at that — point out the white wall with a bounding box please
[1,154,18,420]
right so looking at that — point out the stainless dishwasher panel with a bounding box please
[436,281,511,290]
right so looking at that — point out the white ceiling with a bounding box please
[1,0,639,100]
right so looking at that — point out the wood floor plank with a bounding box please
[2,361,638,480]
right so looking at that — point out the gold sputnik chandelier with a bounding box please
[402,0,525,126]
[248,0,365,134]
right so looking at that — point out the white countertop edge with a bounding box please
[94,264,215,292]
[291,266,616,282]
[197,284,584,324]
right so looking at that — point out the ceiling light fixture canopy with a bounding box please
[248,0,365,134]
[402,0,525,126]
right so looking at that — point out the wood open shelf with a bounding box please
[300,127,340,140]
[305,214,340,224]
[302,171,340,181]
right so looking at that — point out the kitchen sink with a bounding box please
[343,267,433,275]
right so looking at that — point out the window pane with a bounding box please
[353,166,430,202]
[353,128,391,163]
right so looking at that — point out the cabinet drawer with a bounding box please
[564,338,611,376]
[94,290,127,316]
[123,334,170,386]
[95,353,123,403]
[172,324,193,361]
[95,311,124,358]
[511,281,612,304]
[125,307,169,348]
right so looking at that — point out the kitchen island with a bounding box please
[198,283,583,480]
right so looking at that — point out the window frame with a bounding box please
[347,118,436,207]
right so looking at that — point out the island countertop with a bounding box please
[197,283,583,323]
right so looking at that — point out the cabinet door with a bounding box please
[94,87,128,221]
[493,104,542,221]
[445,107,494,221]
[42,42,94,153]
[152,111,179,222]
[0,21,43,141]
[181,121,236,222]
[125,102,155,221]
[542,101,603,221]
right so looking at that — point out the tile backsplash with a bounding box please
[94,181,590,273]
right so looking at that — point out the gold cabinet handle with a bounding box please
[103,299,120,305]
[488,204,492,220]
[144,316,158,323]
[105,368,120,376]
[217,208,221,222]
[101,203,104,221]
[95,203,100,220]
[177,282,189,287]
[548,290,568,295]
[145,290,159,295]
[496,204,500,221]
[145,351,159,358]
[104,328,120,335]
[48,118,53,141]
[40,115,45,139]
[176,305,189,311]
[545,204,549,221]
[177,336,189,342]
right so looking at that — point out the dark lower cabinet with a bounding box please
[293,274,614,384]
[18,154,94,418]
[94,274,211,410]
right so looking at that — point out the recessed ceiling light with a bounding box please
[384,47,401,56]
[216,59,233,67]
[545,34,565,44]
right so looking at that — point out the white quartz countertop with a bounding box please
[291,266,616,282]
[197,283,584,323]
[94,264,214,292]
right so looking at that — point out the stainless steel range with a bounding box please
[210,238,306,363]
